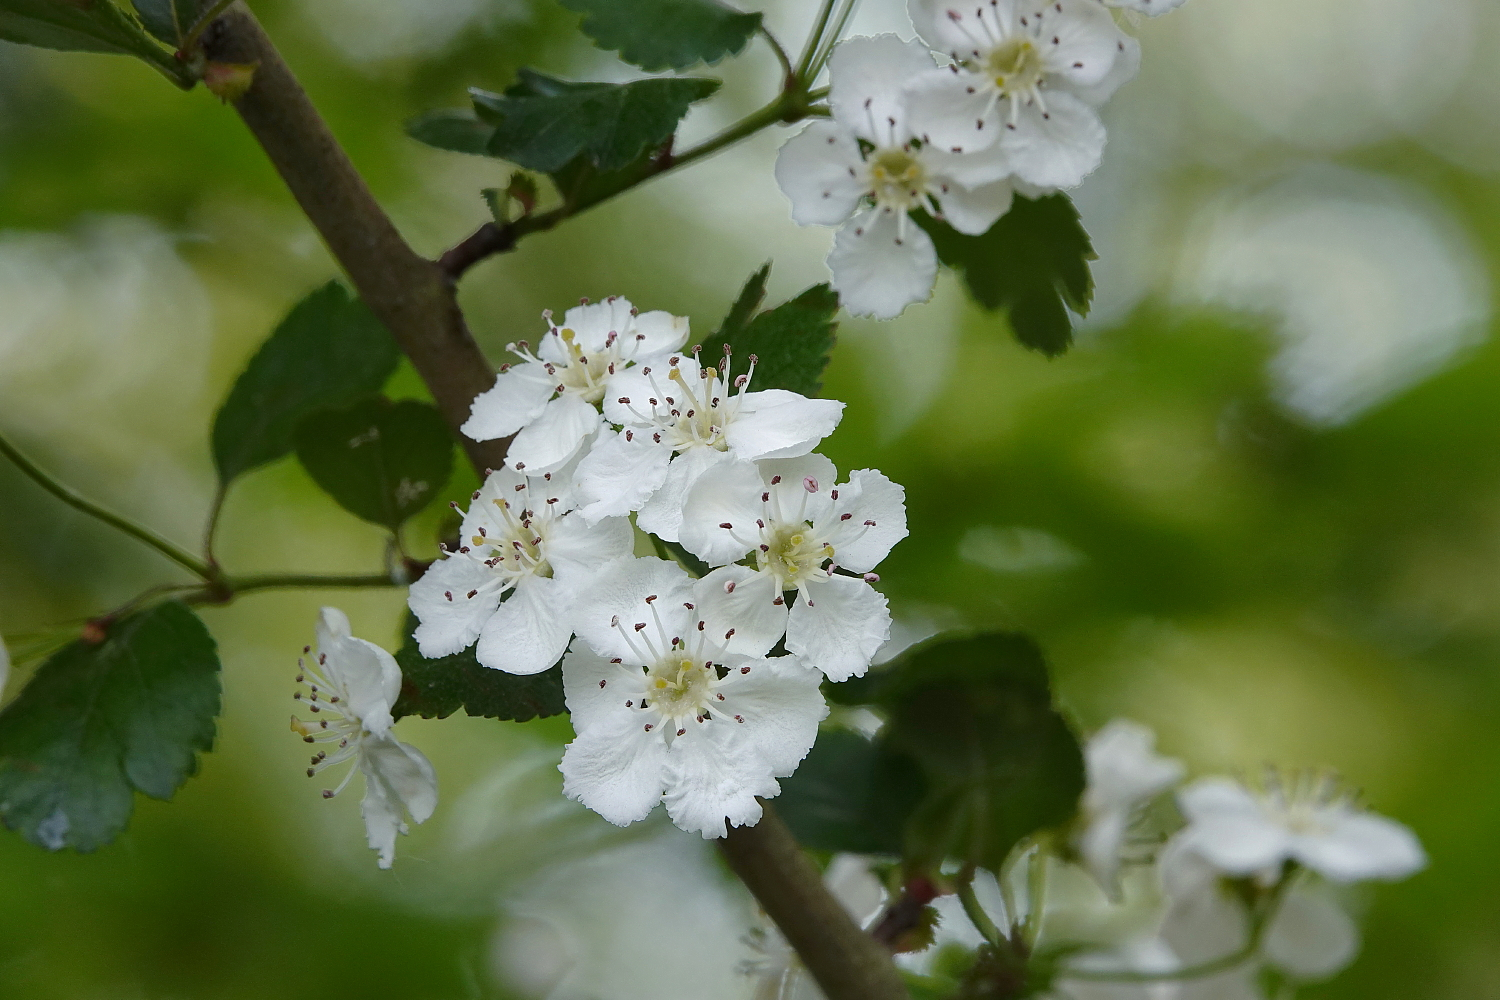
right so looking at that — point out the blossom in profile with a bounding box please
[1075,719,1184,898]
[290,608,437,869]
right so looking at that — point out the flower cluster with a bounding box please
[407,297,908,838]
[776,0,1187,319]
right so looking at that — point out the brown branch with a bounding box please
[200,5,508,474]
[437,221,516,281]
[720,803,910,1000]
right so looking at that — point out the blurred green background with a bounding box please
[2,0,1498,997]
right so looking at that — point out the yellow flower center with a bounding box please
[867,148,927,211]
[987,37,1044,95]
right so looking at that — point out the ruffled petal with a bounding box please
[599,368,661,426]
[1037,0,1130,90]
[725,391,845,461]
[358,752,404,870]
[571,557,695,664]
[715,654,827,775]
[662,723,778,838]
[824,469,908,574]
[475,575,574,675]
[629,309,691,357]
[574,431,672,521]
[678,459,767,566]
[560,708,669,827]
[903,69,999,154]
[506,394,603,476]
[694,566,788,657]
[561,643,643,734]
[561,297,635,352]
[636,446,735,543]
[544,511,636,583]
[363,734,439,824]
[407,556,505,658]
[998,89,1106,190]
[937,177,1014,236]
[1292,811,1427,883]
[460,365,555,442]
[315,607,401,731]
[773,121,869,227]
[828,207,938,320]
[828,34,935,144]
[786,574,891,681]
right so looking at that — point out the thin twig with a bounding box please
[795,0,842,82]
[759,25,795,82]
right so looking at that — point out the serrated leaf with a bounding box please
[918,194,1095,357]
[559,0,762,72]
[0,602,221,852]
[406,109,495,156]
[777,727,925,855]
[130,0,196,44]
[392,614,565,722]
[471,70,720,173]
[294,397,454,532]
[0,0,160,55]
[212,282,401,486]
[704,272,839,398]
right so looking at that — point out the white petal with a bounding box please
[1104,0,1188,17]
[828,34,935,144]
[562,297,635,352]
[1083,719,1185,812]
[1292,811,1427,883]
[1262,880,1360,980]
[1178,777,1264,823]
[461,465,526,540]
[663,724,778,838]
[786,574,891,681]
[407,556,505,658]
[828,208,938,320]
[773,121,868,227]
[560,709,669,827]
[694,566,788,658]
[923,143,1014,189]
[475,575,574,675]
[571,557,694,664]
[544,511,636,582]
[506,394,603,476]
[760,454,840,503]
[937,178,1014,236]
[561,643,642,734]
[725,391,845,461]
[629,309,690,357]
[999,90,1106,190]
[363,734,439,824]
[825,469,908,574]
[1076,808,1131,900]
[358,753,404,869]
[1037,0,1130,90]
[599,368,662,426]
[1178,779,1292,875]
[636,446,735,543]
[908,0,1010,56]
[678,459,767,566]
[315,608,402,732]
[1070,32,1140,107]
[716,655,828,775]
[902,69,999,154]
[460,365,555,442]
[574,431,673,521]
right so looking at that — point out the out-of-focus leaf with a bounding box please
[559,0,762,72]
[471,69,719,173]
[0,602,220,852]
[0,0,159,55]
[212,282,401,486]
[294,397,454,532]
[711,260,770,344]
[704,269,839,397]
[918,195,1095,357]
[130,0,196,44]
[392,614,565,722]
[778,727,926,855]
[406,109,495,156]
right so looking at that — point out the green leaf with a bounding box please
[211,281,402,486]
[406,109,495,157]
[917,194,1096,357]
[293,397,455,532]
[559,0,762,72]
[0,602,221,852]
[777,727,926,855]
[848,633,1085,874]
[392,614,566,722]
[0,0,160,55]
[471,70,720,173]
[704,270,839,397]
[130,0,196,44]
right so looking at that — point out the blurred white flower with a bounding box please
[1076,719,1185,899]
[681,455,908,681]
[1100,0,1188,16]
[462,297,689,475]
[774,34,1015,318]
[559,558,827,839]
[407,465,632,675]
[290,608,437,869]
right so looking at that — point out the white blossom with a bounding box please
[1175,771,1426,884]
[1075,719,1184,899]
[679,455,908,682]
[407,465,632,675]
[461,296,690,475]
[573,346,844,539]
[290,608,438,869]
[903,0,1137,190]
[775,34,1016,319]
[558,557,827,838]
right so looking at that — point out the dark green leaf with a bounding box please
[0,602,221,852]
[294,398,454,531]
[704,273,839,397]
[917,195,1095,357]
[406,109,495,156]
[778,728,926,855]
[0,0,162,56]
[559,0,762,72]
[130,0,197,44]
[212,281,401,486]
[392,614,566,722]
[471,70,719,173]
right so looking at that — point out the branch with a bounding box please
[720,803,910,1000]
[200,4,508,475]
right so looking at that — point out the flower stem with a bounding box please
[805,0,861,84]
[0,429,215,581]
[957,867,1005,948]
[759,25,795,82]
[795,0,842,83]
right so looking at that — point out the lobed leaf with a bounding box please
[777,727,926,855]
[705,265,839,398]
[559,0,762,72]
[293,397,455,532]
[392,614,566,722]
[0,602,221,852]
[918,194,1096,357]
[211,281,401,486]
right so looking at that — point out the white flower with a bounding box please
[1175,771,1426,883]
[573,346,845,539]
[558,557,827,838]
[903,0,1137,189]
[461,296,690,475]
[1075,719,1184,899]
[774,34,1017,319]
[679,455,908,682]
[407,465,632,675]
[290,608,438,869]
